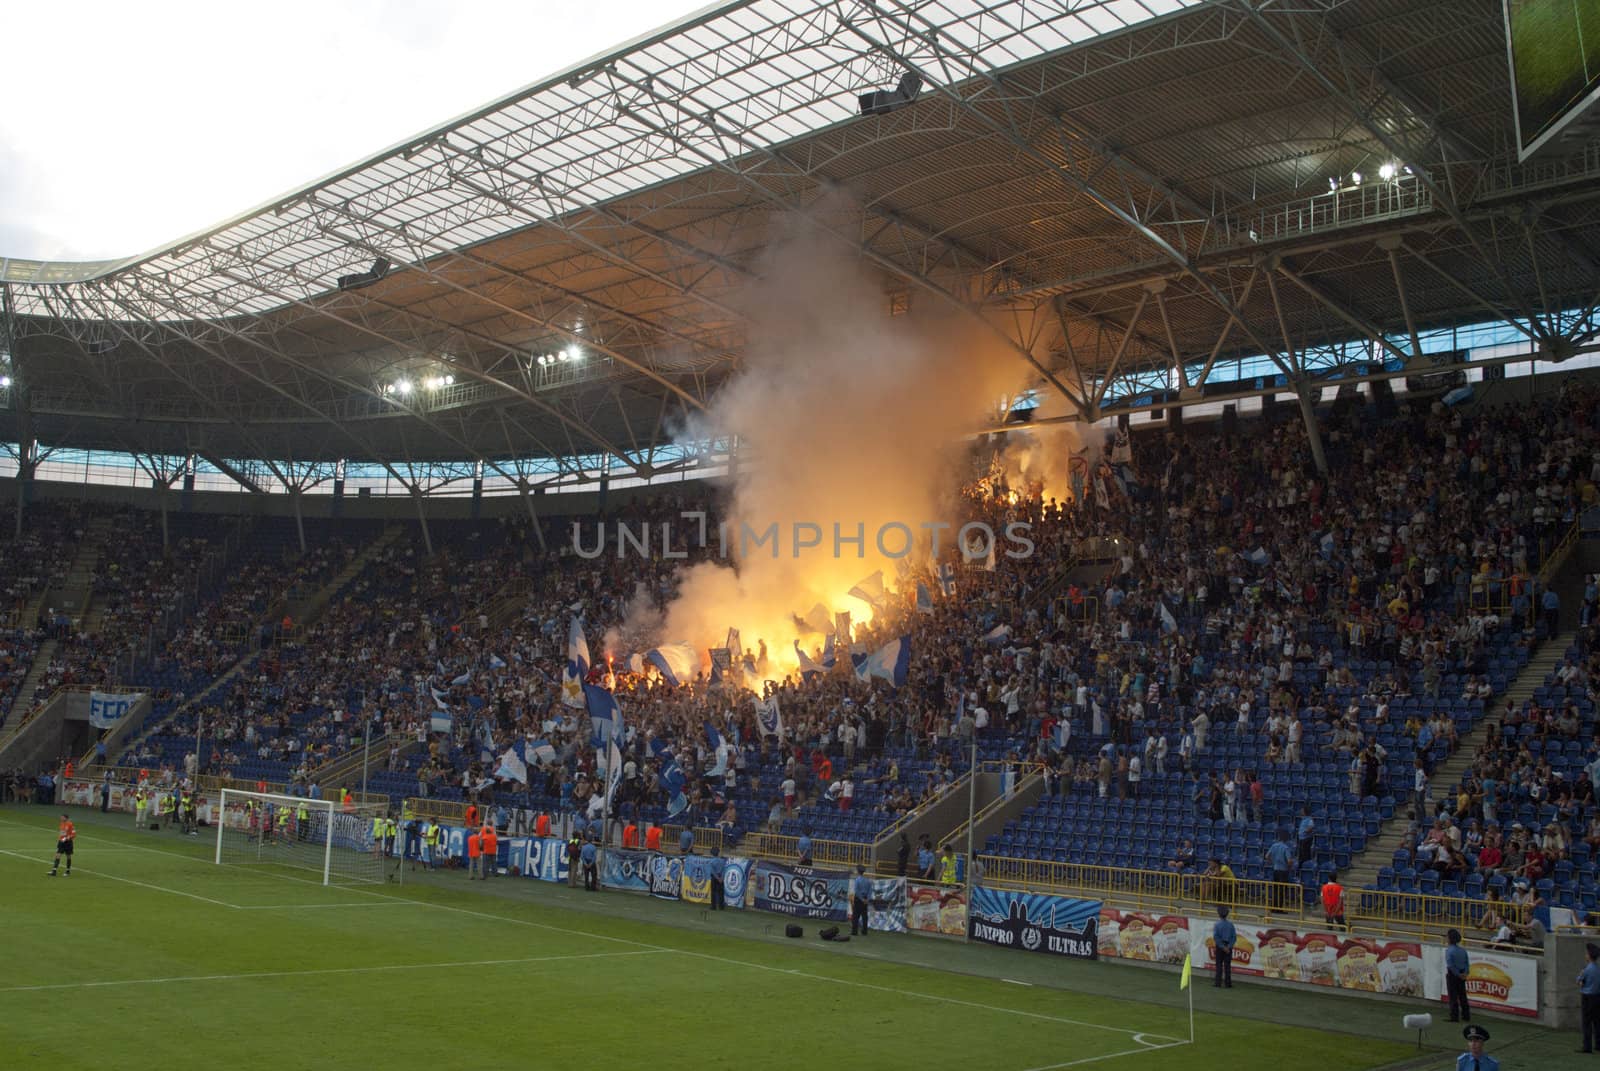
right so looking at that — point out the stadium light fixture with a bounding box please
[564,346,580,362]
[0,375,10,387]
[1327,177,1338,192]
[1378,162,1397,181]
[396,379,413,395]
[1350,170,1362,185]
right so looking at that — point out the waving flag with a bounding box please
[853,634,911,688]
[835,611,852,644]
[938,563,956,597]
[821,632,837,668]
[451,670,471,686]
[586,684,624,749]
[982,623,1012,646]
[756,694,783,739]
[795,640,825,681]
[429,712,453,734]
[848,570,887,610]
[704,721,724,752]
[496,741,529,784]
[645,643,698,687]
[562,617,590,709]
[529,739,557,766]
[1159,599,1178,635]
[430,685,451,709]
[488,653,508,670]
[604,738,624,811]
[726,628,743,662]
[916,581,934,614]
[709,647,732,685]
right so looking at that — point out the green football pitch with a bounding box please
[1509,0,1600,147]
[0,809,1565,1070]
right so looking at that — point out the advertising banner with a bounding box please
[1422,945,1539,1018]
[967,887,1099,959]
[1096,909,1189,964]
[906,882,968,936]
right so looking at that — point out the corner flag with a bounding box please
[1179,952,1192,990]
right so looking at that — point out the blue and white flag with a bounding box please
[704,721,724,752]
[604,738,624,811]
[666,791,688,819]
[645,643,698,688]
[430,684,451,710]
[586,684,624,749]
[726,628,743,662]
[562,617,590,709]
[429,712,453,734]
[1158,599,1178,635]
[528,739,557,766]
[848,570,887,610]
[983,623,1012,646]
[1245,547,1271,567]
[795,640,826,681]
[496,741,529,784]
[916,581,934,614]
[938,563,956,598]
[488,653,507,670]
[709,647,732,685]
[756,694,783,739]
[821,632,837,668]
[1053,719,1070,750]
[451,670,471,686]
[853,634,911,688]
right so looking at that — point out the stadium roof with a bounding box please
[3,0,1599,485]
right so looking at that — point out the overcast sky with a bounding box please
[0,0,714,263]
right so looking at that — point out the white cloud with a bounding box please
[0,0,712,262]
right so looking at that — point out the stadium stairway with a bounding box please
[0,639,56,750]
[1341,624,1577,890]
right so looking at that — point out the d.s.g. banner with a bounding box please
[967,887,1099,959]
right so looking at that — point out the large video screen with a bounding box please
[1505,0,1600,159]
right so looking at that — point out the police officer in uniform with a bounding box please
[850,865,872,936]
[1456,1024,1496,1071]
[580,835,598,891]
[1212,906,1235,988]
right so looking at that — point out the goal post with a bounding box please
[215,788,395,886]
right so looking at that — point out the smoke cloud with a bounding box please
[635,214,1035,679]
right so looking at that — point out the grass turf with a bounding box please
[0,807,1524,1070]
[1509,0,1600,147]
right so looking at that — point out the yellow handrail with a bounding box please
[740,831,873,869]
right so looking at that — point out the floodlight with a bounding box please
[397,379,413,394]
[1350,171,1362,185]
[0,375,10,388]
[1378,162,1397,181]
[564,346,579,361]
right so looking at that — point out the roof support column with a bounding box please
[1293,380,1329,477]
[411,486,434,557]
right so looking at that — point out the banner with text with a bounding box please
[1422,944,1538,1018]
[89,691,145,729]
[680,854,753,908]
[749,861,907,931]
[600,848,656,894]
[967,887,1099,959]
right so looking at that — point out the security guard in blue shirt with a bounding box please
[580,836,598,892]
[1265,834,1294,911]
[1579,942,1600,1054]
[1212,906,1235,988]
[1444,928,1471,1022]
[1456,1024,1497,1071]
[850,865,872,936]
[797,831,814,866]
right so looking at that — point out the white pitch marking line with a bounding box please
[0,848,240,908]
[1019,1041,1190,1071]
[0,817,1186,1045]
[0,949,668,994]
[231,902,416,910]
[1003,978,1033,986]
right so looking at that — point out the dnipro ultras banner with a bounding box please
[506,837,569,882]
[966,887,1099,959]
[749,861,906,931]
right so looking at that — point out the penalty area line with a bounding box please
[0,848,240,908]
[1019,1039,1192,1071]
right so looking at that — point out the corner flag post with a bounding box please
[1180,952,1195,1042]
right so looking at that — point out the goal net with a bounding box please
[215,789,394,886]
